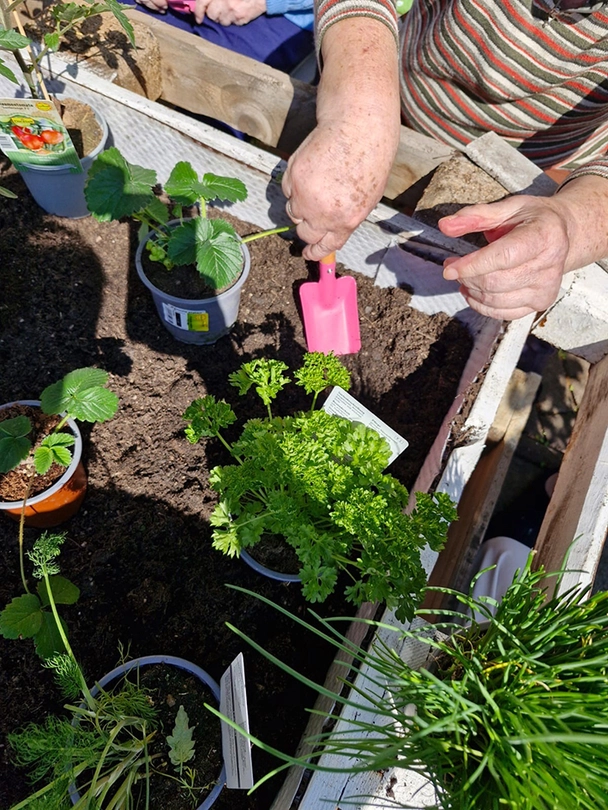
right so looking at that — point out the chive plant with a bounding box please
[215,555,608,810]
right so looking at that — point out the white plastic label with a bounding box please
[323,387,408,465]
[161,303,209,332]
[220,653,254,789]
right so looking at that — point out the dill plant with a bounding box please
[216,555,608,810]
[183,352,456,623]
[7,534,208,810]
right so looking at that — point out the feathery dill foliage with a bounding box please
[7,533,159,810]
[183,352,456,622]
[219,556,608,810]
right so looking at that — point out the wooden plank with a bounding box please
[534,352,608,596]
[269,600,378,810]
[424,369,542,610]
[123,10,454,198]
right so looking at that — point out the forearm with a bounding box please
[555,174,608,271]
[316,16,401,174]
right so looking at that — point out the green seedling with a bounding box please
[85,147,291,292]
[184,352,456,622]
[0,534,80,658]
[0,367,118,657]
[0,0,134,100]
[0,366,118,476]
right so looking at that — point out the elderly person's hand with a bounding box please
[194,0,266,23]
[282,17,401,262]
[438,175,608,320]
[135,0,169,12]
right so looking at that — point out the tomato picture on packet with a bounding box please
[0,99,81,172]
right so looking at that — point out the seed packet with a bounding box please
[0,98,82,172]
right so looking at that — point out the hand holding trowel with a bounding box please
[299,253,361,355]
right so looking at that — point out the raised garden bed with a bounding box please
[0,60,535,808]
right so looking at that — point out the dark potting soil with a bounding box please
[0,162,474,810]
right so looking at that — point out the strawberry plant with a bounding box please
[85,147,289,292]
[183,352,457,622]
[0,367,118,658]
[0,367,118,477]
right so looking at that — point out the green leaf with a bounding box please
[0,434,31,473]
[103,0,135,46]
[164,161,202,206]
[0,184,17,198]
[0,594,43,640]
[0,415,31,438]
[294,352,351,397]
[195,230,243,290]
[37,575,80,607]
[200,173,248,204]
[34,611,68,659]
[0,60,18,85]
[85,147,157,221]
[0,28,31,50]
[183,396,236,442]
[40,367,118,423]
[43,31,60,51]
[166,218,203,267]
[34,433,75,473]
[167,705,196,769]
[228,359,290,405]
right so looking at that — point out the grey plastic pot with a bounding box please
[18,100,109,219]
[69,654,226,810]
[240,548,301,583]
[135,224,251,345]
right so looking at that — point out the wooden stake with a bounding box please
[12,10,52,102]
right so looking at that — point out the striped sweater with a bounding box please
[316,0,608,179]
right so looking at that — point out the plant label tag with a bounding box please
[0,98,82,171]
[220,653,254,789]
[161,303,209,332]
[323,387,409,465]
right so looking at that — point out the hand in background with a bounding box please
[136,0,169,12]
[194,0,266,24]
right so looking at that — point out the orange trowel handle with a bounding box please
[319,253,337,305]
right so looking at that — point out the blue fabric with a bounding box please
[124,0,314,72]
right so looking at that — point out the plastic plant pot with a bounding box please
[0,400,86,528]
[69,655,226,810]
[19,101,109,219]
[240,548,302,583]
[135,224,251,345]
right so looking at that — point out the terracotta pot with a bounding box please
[135,223,251,345]
[0,400,86,528]
[70,655,226,810]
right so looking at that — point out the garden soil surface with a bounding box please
[0,162,473,810]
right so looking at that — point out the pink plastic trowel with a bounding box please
[299,253,361,355]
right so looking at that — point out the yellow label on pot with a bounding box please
[187,312,209,332]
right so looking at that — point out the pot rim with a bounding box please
[20,97,109,173]
[135,219,251,306]
[240,548,302,583]
[0,400,83,510]
[71,655,227,810]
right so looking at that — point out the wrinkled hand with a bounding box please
[194,0,266,24]
[438,195,577,320]
[282,121,395,261]
[136,0,168,12]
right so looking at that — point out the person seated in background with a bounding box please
[126,0,314,76]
